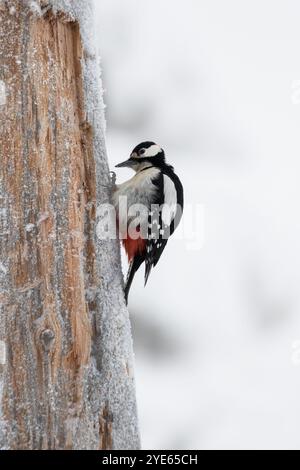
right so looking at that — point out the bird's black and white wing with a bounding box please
[144,172,183,285]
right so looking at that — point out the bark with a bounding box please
[0,0,139,450]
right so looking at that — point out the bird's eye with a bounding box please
[139,149,146,156]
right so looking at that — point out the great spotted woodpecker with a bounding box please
[112,141,184,304]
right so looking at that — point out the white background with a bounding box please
[94,0,300,450]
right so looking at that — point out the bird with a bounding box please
[112,141,184,304]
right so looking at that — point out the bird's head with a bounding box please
[115,141,165,172]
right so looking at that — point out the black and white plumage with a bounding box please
[113,141,184,304]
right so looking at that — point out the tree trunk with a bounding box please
[0,0,139,450]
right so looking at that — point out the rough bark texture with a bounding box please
[0,0,139,450]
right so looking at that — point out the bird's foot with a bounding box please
[110,171,117,187]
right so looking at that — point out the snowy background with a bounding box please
[94,0,300,450]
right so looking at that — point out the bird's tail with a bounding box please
[144,259,153,287]
[124,255,143,305]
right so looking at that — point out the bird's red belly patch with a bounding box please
[122,237,146,261]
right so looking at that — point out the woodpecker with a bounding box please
[112,141,184,304]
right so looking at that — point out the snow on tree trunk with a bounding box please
[0,0,140,450]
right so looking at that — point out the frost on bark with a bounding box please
[0,0,139,450]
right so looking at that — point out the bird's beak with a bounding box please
[115,157,136,168]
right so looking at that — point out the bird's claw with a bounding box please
[110,171,117,187]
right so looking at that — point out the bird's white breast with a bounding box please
[112,167,161,233]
